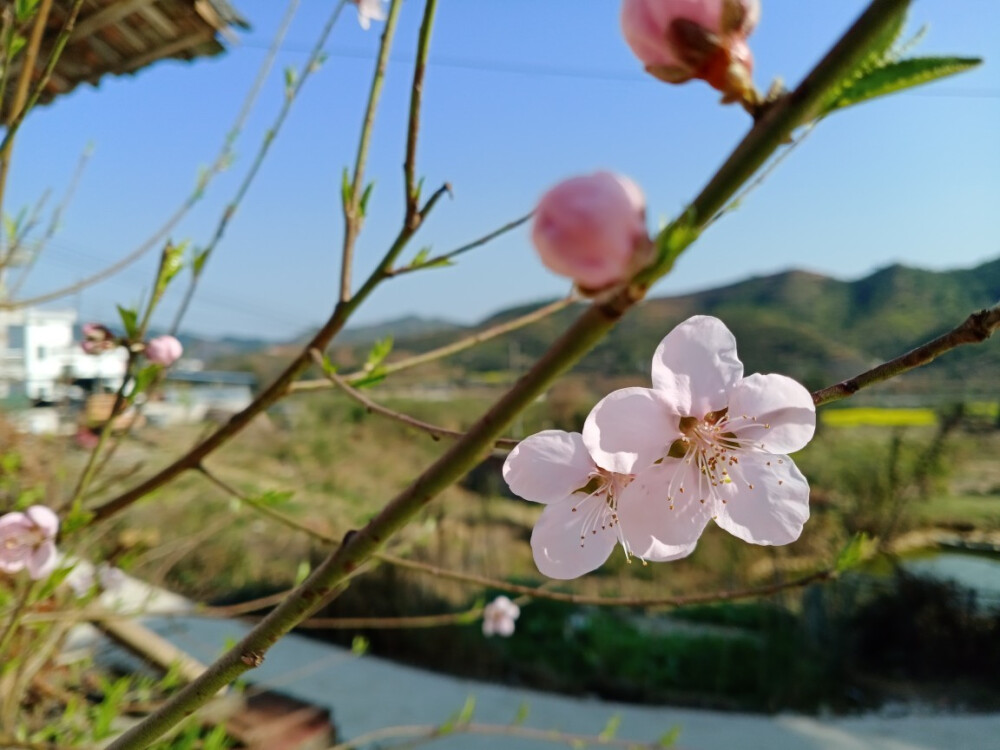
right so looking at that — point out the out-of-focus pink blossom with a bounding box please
[532,172,649,292]
[144,335,183,366]
[482,595,520,637]
[351,0,386,30]
[81,323,117,355]
[621,0,759,102]
[0,505,60,580]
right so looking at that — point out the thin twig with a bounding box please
[339,0,404,302]
[295,607,481,630]
[403,0,439,218]
[812,304,1000,406]
[292,295,573,392]
[307,349,520,448]
[388,211,533,277]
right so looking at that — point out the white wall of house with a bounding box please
[0,308,127,402]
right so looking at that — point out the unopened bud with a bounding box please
[532,172,650,293]
[621,0,759,106]
[143,335,183,366]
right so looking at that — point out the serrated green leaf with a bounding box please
[359,182,375,217]
[116,305,139,339]
[825,56,981,114]
[835,532,871,573]
[364,337,393,371]
[658,726,682,747]
[599,714,621,741]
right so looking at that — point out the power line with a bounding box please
[238,39,1000,99]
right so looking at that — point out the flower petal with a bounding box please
[530,495,617,580]
[617,462,709,561]
[583,387,680,474]
[25,505,59,538]
[503,431,594,504]
[27,541,58,580]
[651,316,743,417]
[714,454,810,545]
[728,373,816,454]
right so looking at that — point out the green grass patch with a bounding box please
[821,407,937,427]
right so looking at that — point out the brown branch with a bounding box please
[387,210,533,277]
[291,295,573,392]
[294,607,481,630]
[307,349,520,449]
[812,304,1000,406]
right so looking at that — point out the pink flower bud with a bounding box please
[144,335,183,366]
[532,172,649,292]
[81,323,117,355]
[621,0,759,103]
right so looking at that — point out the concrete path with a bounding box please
[133,616,1000,750]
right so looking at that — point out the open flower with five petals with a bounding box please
[583,316,816,552]
[503,430,696,580]
[0,505,60,580]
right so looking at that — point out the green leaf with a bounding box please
[512,701,530,726]
[191,246,210,276]
[15,0,41,24]
[599,714,621,741]
[409,247,431,267]
[439,695,476,735]
[130,364,160,398]
[351,635,369,656]
[364,336,393,372]
[359,182,375,217]
[826,56,982,113]
[835,532,871,573]
[156,240,188,294]
[341,167,353,209]
[116,305,139,339]
[349,368,386,390]
[284,65,298,95]
[658,726,682,747]
[8,34,26,59]
[254,489,295,507]
[37,563,75,600]
[294,560,311,586]
[61,503,94,535]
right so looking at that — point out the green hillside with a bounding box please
[359,257,1000,397]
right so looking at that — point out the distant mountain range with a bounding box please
[337,257,1000,396]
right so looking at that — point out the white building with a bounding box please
[0,308,127,403]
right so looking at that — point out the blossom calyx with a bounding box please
[531,172,651,294]
[621,0,760,105]
[144,335,183,366]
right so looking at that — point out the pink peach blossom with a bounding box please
[144,335,183,366]
[0,505,60,580]
[352,0,386,30]
[583,316,816,552]
[81,323,117,355]
[620,0,759,98]
[482,595,520,637]
[531,172,649,291]
[503,430,695,580]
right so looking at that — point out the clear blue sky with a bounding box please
[9,0,1000,339]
